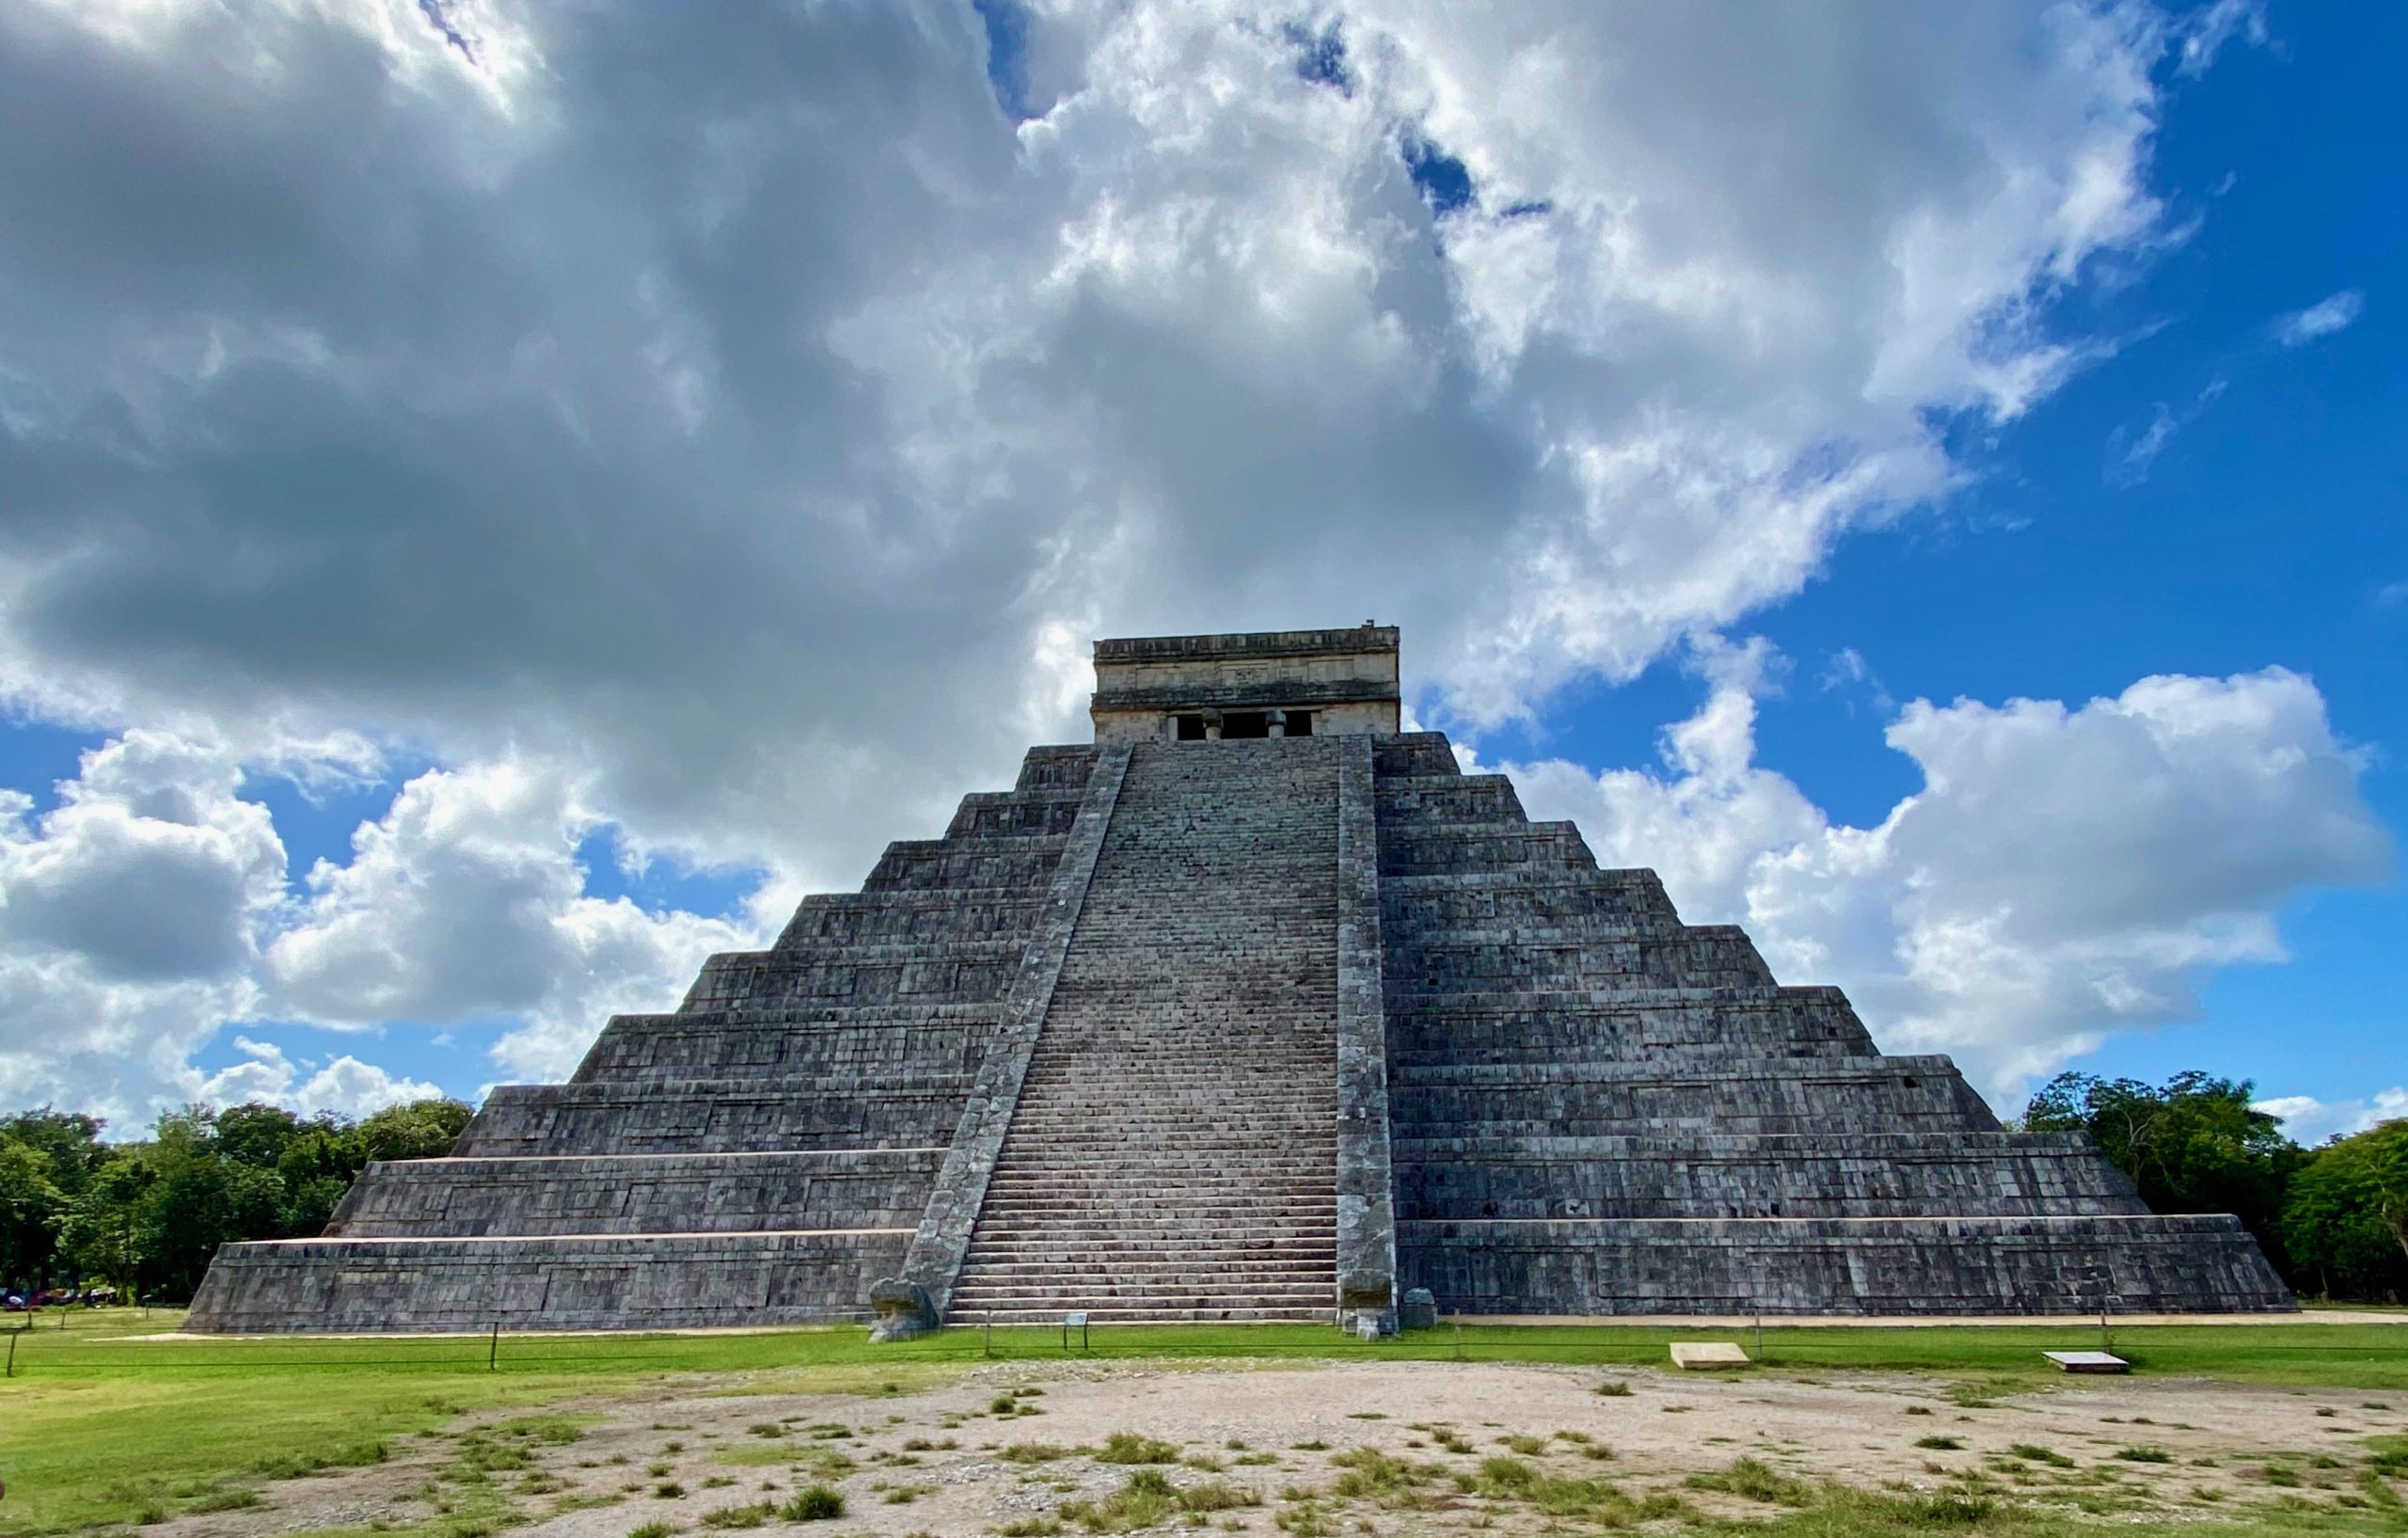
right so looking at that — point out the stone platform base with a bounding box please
[183,1229,908,1333]
[1401,1213,2293,1316]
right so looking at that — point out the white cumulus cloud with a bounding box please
[198,1035,446,1120]
[0,0,2363,1119]
[0,733,285,1121]
[0,0,2219,844]
[1510,657,2390,1101]
[2255,1087,2408,1147]
[265,759,761,1083]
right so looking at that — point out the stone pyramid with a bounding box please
[187,626,2290,1333]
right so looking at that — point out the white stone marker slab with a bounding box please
[1671,1342,1751,1370]
[2043,1350,2130,1373]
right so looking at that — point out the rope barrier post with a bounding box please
[489,1321,500,1372]
[1453,1322,1464,1362]
[7,1324,18,1378]
[984,1322,992,1358]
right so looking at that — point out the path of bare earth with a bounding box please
[141,1357,2408,1538]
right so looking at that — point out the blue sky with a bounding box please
[0,0,2397,1138]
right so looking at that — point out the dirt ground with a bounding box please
[151,1358,2407,1538]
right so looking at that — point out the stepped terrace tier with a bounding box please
[186,630,2291,1333]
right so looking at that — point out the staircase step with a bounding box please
[950,740,1347,1324]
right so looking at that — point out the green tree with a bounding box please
[2024,1070,2305,1272]
[0,1137,66,1288]
[2282,1119,2408,1302]
[59,1158,155,1297]
[0,1109,113,1197]
[1,1094,482,1300]
[357,1099,474,1162]
[213,1102,309,1168]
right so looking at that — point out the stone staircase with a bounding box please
[948,738,1344,1324]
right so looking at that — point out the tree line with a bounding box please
[0,1071,2401,1305]
[0,1099,471,1302]
[2023,1070,2408,1303]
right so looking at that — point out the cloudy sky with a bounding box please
[0,0,2399,1142]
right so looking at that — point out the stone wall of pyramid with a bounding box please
[1370,735,2289,1315]
[184,747,1104,1331]
[188,711,2290,1331]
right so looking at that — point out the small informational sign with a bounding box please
[2043,1350,2130,1374]
[1670,1342,1751,1370]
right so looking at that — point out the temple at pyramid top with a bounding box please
[1091,624,1401,740]
[185,624,2292,1336]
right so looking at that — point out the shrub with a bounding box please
[1096,1433,1181,1465]
[697,1501,773,1529]
[1907,1492,1995,1525]
[1913,1436,1964,1451]
[778,1486,845,1521]
[2114,1448,2174,1464]
[1177,1481,1262,1513]
[1682,1457,1815,1507]
[1061,1469,1179,1533]
[1329,1449,1434,1505]
[626,1523,676,1538]
[1593,1380,1634,1398]
[1476,1456,1537,1493]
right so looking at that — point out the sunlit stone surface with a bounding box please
[186,628,2290,1333]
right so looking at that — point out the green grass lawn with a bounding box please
[20,1311,2405,1384]
[3,1310,2404,1537]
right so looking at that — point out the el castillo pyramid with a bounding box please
[187,626,2290,1333]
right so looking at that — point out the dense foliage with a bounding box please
[0,1099,472,1301]
[2279,1117,2408,1301]
[2026,1070,2407,1302]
